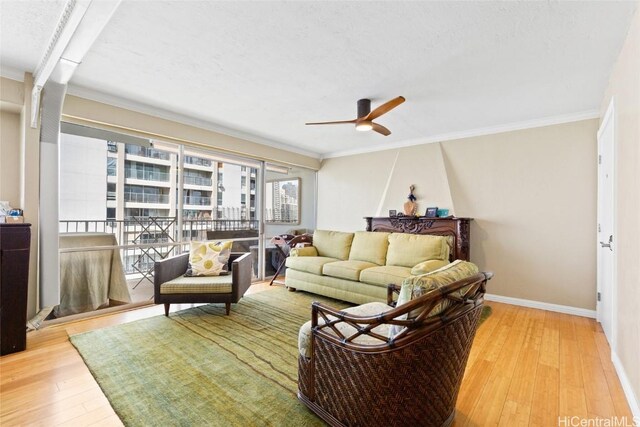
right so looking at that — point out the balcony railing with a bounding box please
[184,196,211,206]
[184,176,213,186]
[59,217,259,276]
[125,168,170,182]
[125,145,171,160]
[184,156,212,167]
[124,193,170,204]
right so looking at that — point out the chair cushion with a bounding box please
[322,260,378,281]
[298,301,393,358]
[185,240,233,276]
[348,231,390,265]
[313,230,354,260]
[359,265,413,287]
[386,233,450,268]
[285,256,340,275]
[160,275,233,294]
[410,259,450,276]
[398,260,479,318]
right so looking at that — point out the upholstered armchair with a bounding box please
[154,252,252,316]
[297,271,492,427]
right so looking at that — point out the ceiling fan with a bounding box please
[305,96,405,136]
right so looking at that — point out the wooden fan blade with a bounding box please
[371,122,391,136]
[365,96,405,121]
[305,119,357,125]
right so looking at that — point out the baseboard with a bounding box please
[612,351,640,418]
[484,294,596,318]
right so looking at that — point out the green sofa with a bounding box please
[284,229,452,304]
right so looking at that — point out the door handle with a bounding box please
[599,235,613,251]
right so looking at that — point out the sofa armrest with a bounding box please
[231,252,252,301]
[311,272,492,351]
[290,246,318,257]
[154,253,189,295]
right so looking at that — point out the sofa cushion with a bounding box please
[160,275,233,294]
[298,301,393,358]
[410,259,450,276]
[348,231,390,265]
[386,233,449,268]
[359,265,413,287]
[313,230,354,260]
[286,256,339,275]
[322,260,378,281]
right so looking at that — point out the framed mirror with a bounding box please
[265,178,300,224]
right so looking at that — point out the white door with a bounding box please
[597,100,615,348]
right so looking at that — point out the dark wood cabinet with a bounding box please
[364,216,472,261]
[1,223,31,355]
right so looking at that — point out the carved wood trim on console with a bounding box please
[364,216,472,261]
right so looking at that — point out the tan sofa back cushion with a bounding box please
[313,230,355,260]
[348,231,390,265]
[386,233,450,268]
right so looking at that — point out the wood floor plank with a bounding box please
[0,288,633,426]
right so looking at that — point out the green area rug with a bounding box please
[71,288,492,426]
[70,288,350,426]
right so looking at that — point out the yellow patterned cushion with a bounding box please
[398,260,479,318]
[185,240,233,277]
[410,259,450,275]
[298,302,392,358]
[312,230,354,260]
[386,233,450,268]
[160,275,233,294]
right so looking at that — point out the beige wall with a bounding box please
[0,110,21,207]
[318,142,454,231]
[600,7,640,415]
[62,95,320,170]
[318,119,598,310]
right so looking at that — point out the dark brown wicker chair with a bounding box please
[154,252,252,316]
[298,271,493,427]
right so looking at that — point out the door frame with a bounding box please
[596,98,617,351]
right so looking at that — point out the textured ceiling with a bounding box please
[1,1,637,157]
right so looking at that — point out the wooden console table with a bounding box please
[364,216,472,261]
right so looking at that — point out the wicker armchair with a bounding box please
[298,271,492,427]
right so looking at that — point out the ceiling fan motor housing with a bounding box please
[357,99,371,119]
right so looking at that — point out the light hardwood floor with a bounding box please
[0,284,632,426]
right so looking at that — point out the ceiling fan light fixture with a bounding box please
[355,121,373,132]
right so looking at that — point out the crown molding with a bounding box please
[65,84,322,159]
[321,109,600,159]
[0,67,27,82]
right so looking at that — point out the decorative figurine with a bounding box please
[403,185,417,216]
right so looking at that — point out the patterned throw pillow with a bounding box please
[185,241,233,277]
[389,260,479,338]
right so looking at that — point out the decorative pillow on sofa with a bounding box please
[185,241,233,277]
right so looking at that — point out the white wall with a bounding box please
[599,6,640,417]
